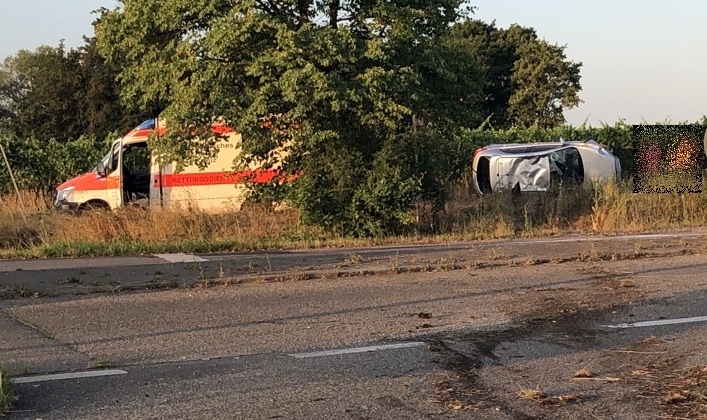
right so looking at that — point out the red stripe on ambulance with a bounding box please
[156,169,282,187]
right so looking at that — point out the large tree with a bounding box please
[0,43,84,141]
[94,0,485,235]
[0,39,145,143]
[450,20,582,129]
[507,34,582,128]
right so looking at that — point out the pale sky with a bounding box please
[1,0,705,127]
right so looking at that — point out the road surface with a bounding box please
[1,231,707,419]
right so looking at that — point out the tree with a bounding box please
[95,0,485,236]
[507,36,582,128]
[0,43,84,141]
[0,39,145,143]
[450,20,582,129]
[74,36,148,142]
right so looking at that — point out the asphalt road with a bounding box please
[2,231,707,419]
[1,231,706,298]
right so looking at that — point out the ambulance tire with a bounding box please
[79,201,110,214]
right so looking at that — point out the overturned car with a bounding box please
[471,139,621,195]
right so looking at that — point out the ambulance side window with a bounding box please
[110,142,121,174]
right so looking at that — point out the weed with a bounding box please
[148,276,164,289]
[196,278,213,288]
[217,261,228,278]
[240,260,258,272]
[0,364,17,414]
[486,248,512,261]
[390,250,400,273]
[90,359,114,369]
[196,262,205,282]
[57,276,81,285]
[347,253,364,264]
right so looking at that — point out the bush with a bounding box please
[0,133,104,205]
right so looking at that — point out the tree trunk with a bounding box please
[329,0,340,28]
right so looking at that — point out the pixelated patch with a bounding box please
[632,125,705,193]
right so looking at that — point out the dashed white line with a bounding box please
[154,253,209,263]
[601,315,707,329]
[289,342,425,359]
[12,369,128,384]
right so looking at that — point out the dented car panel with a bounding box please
[496,155,551,192]
[472,140,621,195]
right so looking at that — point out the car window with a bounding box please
[499,145,559,154]
[548,147,584,185]
[476,156,492,194]
[107,142,121,174]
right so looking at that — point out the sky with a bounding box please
[1,0,705,127]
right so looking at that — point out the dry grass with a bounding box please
[516,385,579,406]
[589,180,707,233]
[630,365,707,419]
[443,177,707,237]
[0,177,706,258]
[517,386,547,401]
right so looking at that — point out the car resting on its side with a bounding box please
[471,139,621,195]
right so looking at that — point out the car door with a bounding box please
[496,155,551,192]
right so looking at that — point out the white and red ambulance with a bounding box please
[54,118,287,212]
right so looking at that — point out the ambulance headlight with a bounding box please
[56,186,75,203]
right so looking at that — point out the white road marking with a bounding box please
[289,342,425,359]
[502,233,707,247]
[12,369,128,384]
[154,253,209,263]
[601,315,707,329]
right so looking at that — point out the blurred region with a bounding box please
[632,125,705,193]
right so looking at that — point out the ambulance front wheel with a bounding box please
[79,201,110,214]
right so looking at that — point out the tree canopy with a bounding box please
[95,0,486,235]
[0,2,586,234]
[450,19,582,129]
[0,38,145,143]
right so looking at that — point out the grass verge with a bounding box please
[1,178,707,259]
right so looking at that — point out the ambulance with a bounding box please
[54,118,285,212]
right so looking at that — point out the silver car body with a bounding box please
[471,139,621,195]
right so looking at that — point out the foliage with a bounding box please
[0,132,104,202]
[0,38,145,143]
[0,43,85,141]
[450,20,582,129]
[95,0,484,236]
[508,36,582,128]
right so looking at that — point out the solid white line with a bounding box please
[601,315,707,329]
[154,253,209,263]
[508,233,706,246]
[289,342,425,359]
[12,369,128,384]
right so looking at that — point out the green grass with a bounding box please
[0,364,17,415]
